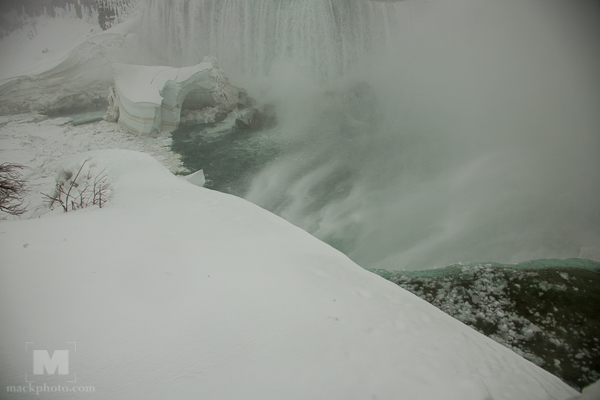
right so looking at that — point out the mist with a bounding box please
[141,0,600,270]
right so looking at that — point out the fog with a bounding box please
[145,0,600,269]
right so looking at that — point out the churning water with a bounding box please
[143,0,600,270]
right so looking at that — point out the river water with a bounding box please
[145,0,600,270]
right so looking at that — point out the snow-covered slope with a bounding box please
[0,15,100,83]
[0,150,578,400]
[0,13,142,116]
[0,114,186,219]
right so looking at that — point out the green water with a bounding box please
[170,121,281,196]
[370,258,600,390]
[169,117,600,391]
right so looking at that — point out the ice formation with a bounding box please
[107,56,241,135]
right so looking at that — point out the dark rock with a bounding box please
[214,111,228,123]
[235,107,264,130]
[237,89,248,109]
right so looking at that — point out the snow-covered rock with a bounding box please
[110,56,241,136]
[0,149,578,400]
[568,380,600,400]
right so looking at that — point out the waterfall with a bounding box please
[142,0,600,270]
[140,0,400,79]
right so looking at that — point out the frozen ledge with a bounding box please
[107,57,241,135]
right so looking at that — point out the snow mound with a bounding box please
[0,32,127,115]
[0,14,100,83]
[0,14,143,116]
[0,150,578,400]
[109,57,241,135]
[0,115,186,220]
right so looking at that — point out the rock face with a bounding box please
[110,56,241,135]
[235,107,264,130]
[235,104,277,130]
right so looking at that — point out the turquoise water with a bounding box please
[171,117,600,390]
[170,120,281,196]
[161,0,600,271]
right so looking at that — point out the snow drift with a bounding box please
[0,13,144,116]
[0,33,127,115]
[0,150,578,400]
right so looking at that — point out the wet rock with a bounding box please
[237,89,248,109]
[235,107,264,130]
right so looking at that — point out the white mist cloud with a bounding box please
[246,0,600,269]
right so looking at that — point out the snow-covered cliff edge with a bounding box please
[0,150,578,400]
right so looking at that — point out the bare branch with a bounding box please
[0,163,28,215]
[63,160,87,210]
[41,162,110,213]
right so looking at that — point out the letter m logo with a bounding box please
[33,350,69,375]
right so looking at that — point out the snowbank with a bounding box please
[0,14,142,116]
[0,150,578,400]
[109,57,241,135]
[0,32,127,115]
[0,114,185,220]
[0,15,100,83]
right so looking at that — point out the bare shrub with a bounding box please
[42,160,111,212]
[0,163,28,216]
